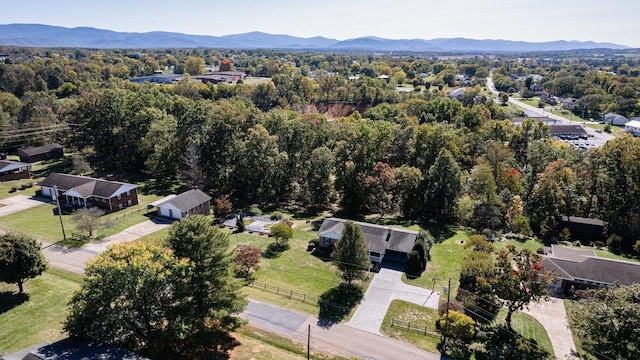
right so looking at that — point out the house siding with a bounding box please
[0,170,30,181]
[108,188,139,212]
[18,146,63,163]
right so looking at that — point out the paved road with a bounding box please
[0,195,48,218]
[42,218,172,274]
[485,77,614,147]
[243,300,441,360]
[523,297,578,360]
[347,268,440,335]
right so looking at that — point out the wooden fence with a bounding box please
[247,281,350,311]
[390,318,440,337]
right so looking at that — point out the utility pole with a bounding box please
[441,278,452,354]
[307,324,310,360]
[54,185,67,241]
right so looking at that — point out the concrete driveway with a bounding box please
[42,218,173,274]
[346,268,440,335]
[523,297,578,359]
[0,195,47,218]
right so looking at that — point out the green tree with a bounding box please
[306,146,334,208]
[251,82,279,112]
[270,222,293,247]
[0,233,47,293]
[439,310,476,345]
[426,148,462,222]
[568,284,640,360]
[491,245,554,328]
[166,216,247,357]
[65,241,190,358]
[72,207,111,238]
[332,221,370,285]
[184,56,206,75]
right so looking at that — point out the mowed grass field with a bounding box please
[0,268,83,354]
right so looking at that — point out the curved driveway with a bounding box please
[346,268,440,335]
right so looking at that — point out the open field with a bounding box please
[0,268,83,354]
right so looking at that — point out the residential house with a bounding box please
[542,245,640,293]
[0,160,31,181]
[18,143,63,163]
[155,189,211,220]
[624,119,640,136]
[603,112,629,126]
[1,338,149,360]
[38,173,138,212]
[556,215,606,242]
[449,88,465,101]
[560,97,577,110]
[317,217,418,265]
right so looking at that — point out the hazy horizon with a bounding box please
[1,0,639,47]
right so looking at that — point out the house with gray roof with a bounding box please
[38,173,138,212]
[0,160,31,181]
[543,245,640,293]
[18,143,63,163]
[317,217,418,265]
[603,112,629,126]
[155,189,211,220]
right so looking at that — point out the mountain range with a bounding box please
[0,24,630,52]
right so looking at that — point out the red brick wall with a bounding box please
[108,188,139,212]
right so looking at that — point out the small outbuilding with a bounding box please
[18,143,63,163]
[556,215,606,242]
[156,189,211,220]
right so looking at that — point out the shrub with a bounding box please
[438,299,464,316]
[607,234,622,253]
[236,214,245,232]
[270,211,284,220]
[248,205,262,216]
[20,183,28,190]
[594,241,605,248]
[536,247,545,254]
[9,186,17,193]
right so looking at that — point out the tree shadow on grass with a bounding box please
[0,291,29,315]
[317,283,363,328]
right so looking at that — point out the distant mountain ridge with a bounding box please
[0,24,629,52]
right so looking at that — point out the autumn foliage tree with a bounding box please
[233,245,261,278]
[491,245,554,328]
[219,58,233,71]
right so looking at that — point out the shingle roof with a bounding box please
[38,173,136,199]
[558,216,604,227]
[1,338,149,360]
[156,189,211,212]
[544,245,640,286]
[317,217,418,255]
[18,143,62,156]
[0,160,30,172]
[549,125,587,135]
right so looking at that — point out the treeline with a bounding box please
[1,47,640,254]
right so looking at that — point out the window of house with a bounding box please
[118,203,123,209]
[126,190,131,196]
[370,251,381,258]
[127,199,132,206]
[117,194,122,200]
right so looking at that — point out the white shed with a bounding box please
[624,120,640,136]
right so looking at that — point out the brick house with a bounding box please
[0,160,31,181]
[38,173,138,212]
[18,143,63,163]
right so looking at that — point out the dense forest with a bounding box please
[1,46,639,254]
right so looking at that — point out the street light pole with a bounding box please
[54,185,67,241]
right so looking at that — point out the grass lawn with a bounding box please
[0,267,83,354]
[494,309,555,358]
[0,179,40,200]
[582,122,626,137]
[0,191,163,246]
[402,229,471,296]
[380,300,440,353]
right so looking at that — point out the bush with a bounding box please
[607,234,622,253]
[438,298,464,316]
[248,205,262,216]
[536,247,545,254]
[270,211,284,221]
[9,186,17,193]
[594,241,605,248]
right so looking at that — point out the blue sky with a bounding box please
[2,0,639,47]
